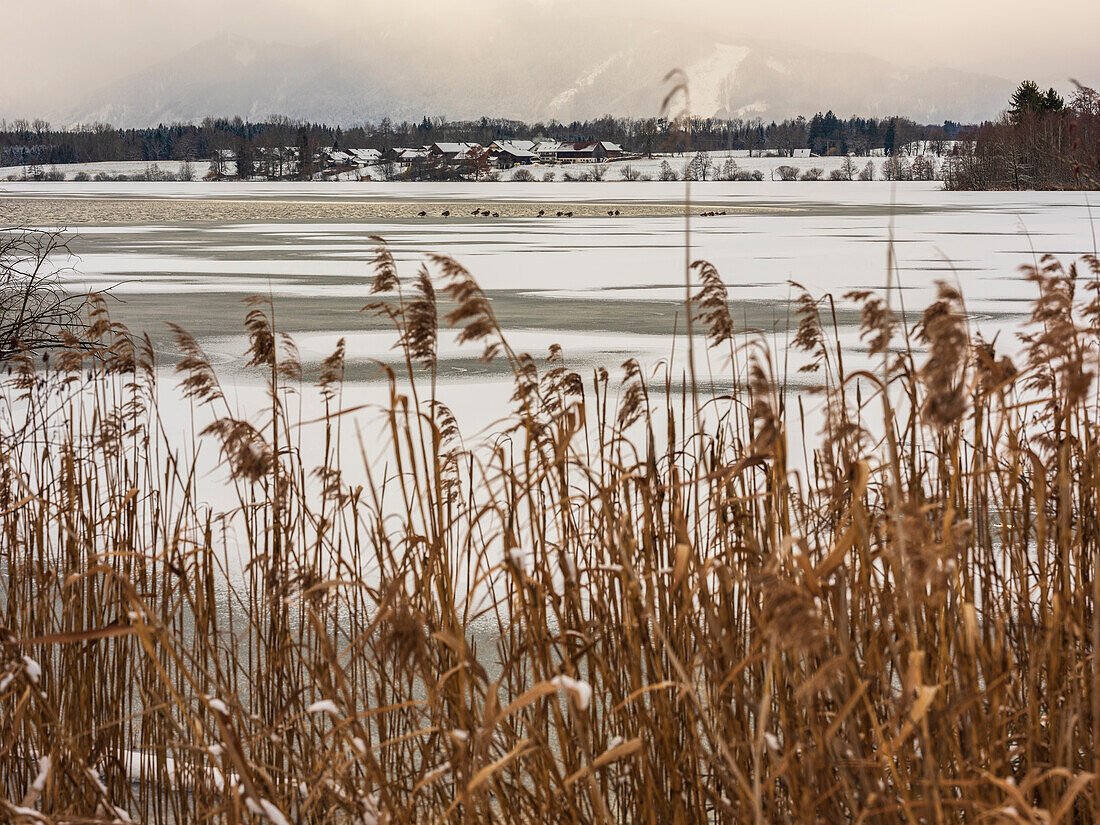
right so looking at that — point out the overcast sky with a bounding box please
[4,0,1098,118]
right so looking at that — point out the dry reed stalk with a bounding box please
[1,240,1099,825]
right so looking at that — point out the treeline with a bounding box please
[0,111,957,168]
[945,81,1100,190]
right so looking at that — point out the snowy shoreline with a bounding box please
[1,150,940,186]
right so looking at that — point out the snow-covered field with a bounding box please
[3,177,946,207]
[0,151,935,184]
[502,152,911,182]
[0,159,199,181]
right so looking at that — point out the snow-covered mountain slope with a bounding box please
[53,23,1013,128]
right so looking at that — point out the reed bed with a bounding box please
[2,239,1100,824]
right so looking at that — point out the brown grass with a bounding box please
[2,241,1100,824]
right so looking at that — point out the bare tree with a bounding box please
[464,146,492,180]
[1,228,87,359]
[685,152,714,181]
[209,148,228,179]
[911,155,937,181]
[882,154,903,180]
[587,163,608,181]
[379,158,399,181]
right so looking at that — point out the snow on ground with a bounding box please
[503,152,915,182]
[1,178,946,203]
[0,159,199,181]
[0,151,937,186]
[684,45,751,118]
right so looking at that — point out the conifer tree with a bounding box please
[1009,80,1046,121]
[235,140,254,180]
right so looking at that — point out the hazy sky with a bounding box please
[4,0,1098,117]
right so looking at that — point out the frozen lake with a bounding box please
[4,180,1098,554]
[6,181,1098,430]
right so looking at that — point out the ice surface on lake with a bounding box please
[7,182,1097,456]
[46,185,1094,319]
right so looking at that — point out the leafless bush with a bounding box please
[0,227,87,359]
[684,152,714,181]
[619,164,641,181]
[883,154,913,181]
[834,155,859,181]
[719,157,739,180]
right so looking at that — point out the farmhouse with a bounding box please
[598,141,624,159]
[324,148,354,166]
[535,140,623,163]
[395,147,429,166]
[306,138,629,178]
[348,148,381,164]
[429,142,482,162]
[488,140,538,167]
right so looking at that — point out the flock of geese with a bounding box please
[413,208,626,219]
[412,208,728,219]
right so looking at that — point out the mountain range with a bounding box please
[50,21,1016,128]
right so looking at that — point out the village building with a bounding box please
[535,140,624,163]
[348,148,381,165]
[560,142,602,162]
[488,140,538,168]
[323,148,354,166]
[429,142,482,163]
[531,140,564,159]
[598,141,624,159]
[395,147,429,166]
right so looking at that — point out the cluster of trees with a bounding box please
[0,116,318,170]
[769,112,957,157]
[1,110,960,172]
[944,81,1100,190]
